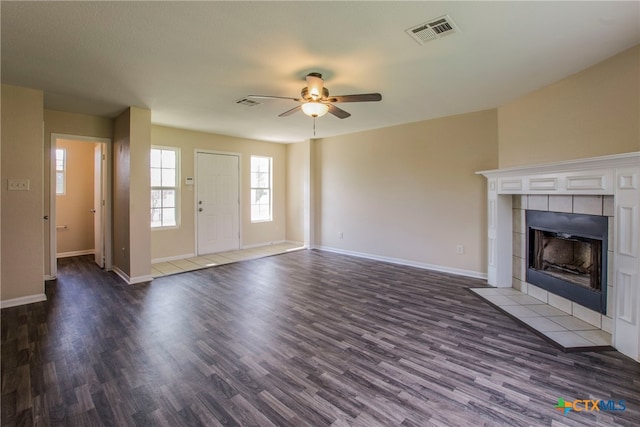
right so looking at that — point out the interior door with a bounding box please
[196,152,240,255]
[93,144,104,267]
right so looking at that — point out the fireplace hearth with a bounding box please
[526,210,608,313]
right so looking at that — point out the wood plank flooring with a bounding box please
[2,250,639,426]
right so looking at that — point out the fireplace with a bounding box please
[478,152,640,361]
[526,210,608,314]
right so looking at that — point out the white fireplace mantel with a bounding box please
[477,152,640,362]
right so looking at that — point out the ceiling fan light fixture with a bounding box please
[301,101,329,118]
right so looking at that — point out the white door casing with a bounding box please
[49,134,112,279]
[93,144,105,268]
[196,152,240,255]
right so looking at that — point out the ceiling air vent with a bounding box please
[236,98,261,107]
[406,15,459,45]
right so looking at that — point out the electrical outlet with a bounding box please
[8,178,30,191]
[456,245,464,255]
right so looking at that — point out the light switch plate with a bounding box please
[8,178,30,191]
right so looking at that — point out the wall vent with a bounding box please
[236,98,261,107]
[406,15,459,45]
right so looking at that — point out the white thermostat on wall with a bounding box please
[185,177,194,185]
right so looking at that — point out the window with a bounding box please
[55,148,66,195]
[250,156,272,222]
[150,147,178,228]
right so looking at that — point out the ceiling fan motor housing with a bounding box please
[301,87,330,101]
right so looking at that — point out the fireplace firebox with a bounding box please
[526,210,608,314]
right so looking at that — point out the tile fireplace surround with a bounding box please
[478,152,640,362]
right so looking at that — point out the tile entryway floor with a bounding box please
[470,287,613,351]
[152,242,305,278]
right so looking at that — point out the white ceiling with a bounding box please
[2,1,639,143]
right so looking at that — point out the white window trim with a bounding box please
[151,145,180,229]
[250,155,273,223]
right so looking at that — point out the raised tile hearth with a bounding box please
[470,287,613,352]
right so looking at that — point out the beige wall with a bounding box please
[129,108,152,279]
[150,125,287,261]
[285,141,308,244]
[113,107,152,281]
[498,45,640,168]
[43,109,114,276]
[55,139,95,255]
[315,109,499,276]
[1,85,45,302]
[44,109,114,139]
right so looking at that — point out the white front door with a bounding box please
[196,152,240,255]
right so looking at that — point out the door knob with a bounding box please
[90,209,96,213]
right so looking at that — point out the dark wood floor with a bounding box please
[2,250,639,426]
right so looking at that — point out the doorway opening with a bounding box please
[50,134,112,279]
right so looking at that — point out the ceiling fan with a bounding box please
[247,72,382,119]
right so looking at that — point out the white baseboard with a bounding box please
[152,253,195,264]
[112,266,154,285]
[315,246,487,280]
[44,275,56,281]
[129,274,154,284]
[56,249,95,258]
[1,293,47,309]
